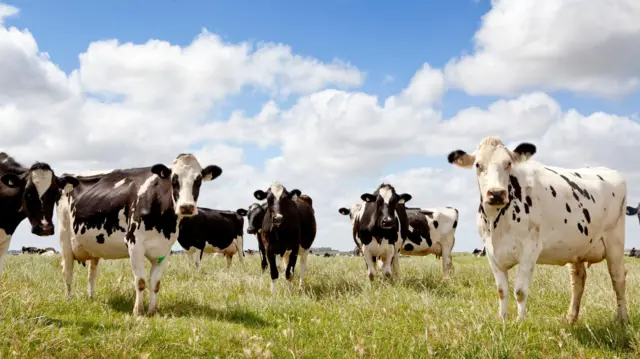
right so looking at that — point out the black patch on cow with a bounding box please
[406,210,432,247]
[566,204,571,213]
[612,192,615,197]
[582,208,591,224]
[564,219,567,224]
[433,220,439,229]
[584,227,589,236]
[404,243,414,252]
[516,218,521,222]
[125,222,138,244]
[96,234,105,244]
[514,204,520,213]
[550,186,556,197]
[573,172,581,178]
[178,208,245,254]
[509,175,522,201]
[524,204,530,214]
[597,175,604,181]
[422,210,434,219]
[577,223,583,234]
[493,202,511,229]
[525,196,532,207]
[453,220,457,228]
[512,212,516,221]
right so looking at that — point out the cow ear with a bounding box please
[512,143,536,162]
[202,165,222,181]
[447,150,475,168]
[151,164,171,179]
[290,189,301,198]
[236,208,248,216]
[1,173,23,188]
[626,206,638,216]
[57,175,79,194]
[338,207,350,215]
[254,190,267,200]
[360,193,376,202]
[398,193,412,204]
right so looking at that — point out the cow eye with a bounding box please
[506,161,512,169]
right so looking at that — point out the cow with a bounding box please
[56,153,222,316]
[447,136,628,324]
[472,247,486,257]
[344,183,411,281]
[628,248,637,257]
[236,203,268,272]
[340,203,458,278]
[177,207,245,269]
[0,153,79,276]
[21,246,58,255]
[252,183,316,293]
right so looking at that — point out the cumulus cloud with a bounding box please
[3,3,640,254]
[445,0,640,98]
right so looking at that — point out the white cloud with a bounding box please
[445,0,640,98]
[2,3,640,256]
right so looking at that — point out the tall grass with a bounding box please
[1,253,639,358]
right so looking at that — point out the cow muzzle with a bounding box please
[178,204,196,216]
[486,189,507,207]
[272,213,284,227]
[380,217,394,229]
[32,223,54,236]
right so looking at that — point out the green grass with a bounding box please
[2,253,640,358]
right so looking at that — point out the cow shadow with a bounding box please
[107,295,270,328]
[32,316,119,335]
[568,317,639,353]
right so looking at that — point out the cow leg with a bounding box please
[566,262,587,324]
[604,238,629,324]
[148,258,168,315]
[127,241,147,316]
[391,247,400,279]
[381,243,395,279]
[225,254,233,269]
[258,238,268,272]
[362,246,376,281]
[267,249,279,294]
[487,254,509,320]
[285,249,298,293]
[0,231,11,277]
[58,225,75,300]
[513,252,537,321]
[235,235,244,263]
[186,248,196,267]
[298,248,309,289]
[87,258,100,299]
[441,244,453,279]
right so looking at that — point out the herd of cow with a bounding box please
[1,136,639,325]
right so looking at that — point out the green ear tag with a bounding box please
[157,256,165,264]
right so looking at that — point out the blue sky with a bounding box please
[3,0,640,253]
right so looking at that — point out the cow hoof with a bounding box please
[368,273,375,281]
[566,314,578,325]
[147,308,157,316]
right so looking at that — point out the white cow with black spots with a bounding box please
[448,136,628,324]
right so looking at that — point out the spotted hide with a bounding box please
[339,204,458,278]
[345,184,411,281]
[0,152,78,276]
[237,202,268,272]
[448,136,628,324]
[253,183,317,293]
[178,207,245,269]
[56,154,222,316]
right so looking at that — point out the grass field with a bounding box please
[1,253,640,358]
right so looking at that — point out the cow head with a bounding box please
[150,153,222,217]
[253,183,301,228]
[236,203,267,234]
[447,137,536,208]
[360,184,412,229]
[0,162,79,236]
[338,203,362,221]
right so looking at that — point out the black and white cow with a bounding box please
[0,152,79,276]
[472,248,486,257]
[448,136,628,324]
[252,183,316,293]
[56,153,222,316]
[177,207,245,268]
[339,203,458,278]
[343,183,411,280]
[236,202,268,272]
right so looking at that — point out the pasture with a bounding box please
[1,253,640,358]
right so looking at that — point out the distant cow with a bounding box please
[340,203,458,278]
[448,136,628,324]
[56,153,222,316]
[472,248,486,257]
[628,248,637,257]
[353,245,362,256]
[344,183,411,280]
[236,203,268,272]
[0,153,79,275]
[21,246,58,255]
[253,183,316,293]
[177,207,245,268]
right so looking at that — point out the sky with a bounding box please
[2,0,640,253]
